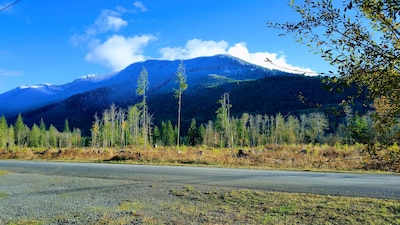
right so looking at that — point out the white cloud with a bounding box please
[70,8,127,46]
[95,10,128,32]
[159,39,317,75]
[71,7,316,75]
[133,1,147,12]
[160,39,228,60]
[85,34,156,70]
[71,6,155,71]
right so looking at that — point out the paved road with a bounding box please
[0,160,399,199]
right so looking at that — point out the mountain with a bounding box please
[1,54,362,134]
[0,54,285,117]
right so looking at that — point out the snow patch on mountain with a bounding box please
[0,54,288,117]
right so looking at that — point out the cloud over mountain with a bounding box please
[85,34,156,71]
[70,3,316,75]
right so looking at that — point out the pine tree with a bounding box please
[197,124,205,145]
[186,118,198,146]
[153,125,161,146]
[63,118,70,133]
[29,123,40,148]
[165,120,175,146]
[14,114,25,149]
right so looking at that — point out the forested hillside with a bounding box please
[10,75,366,135]
[0,74,381,151]
[150,75,366,131]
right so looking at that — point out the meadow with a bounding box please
[1,143,399,173]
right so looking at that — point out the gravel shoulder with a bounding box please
[0,172,203,224]
[1,161,399,224]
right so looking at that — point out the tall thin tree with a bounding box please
[137,66,149,148]
[174,61,188,147]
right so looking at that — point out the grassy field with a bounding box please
[57,186,400,224]
[1,143,399,173]
[4,186,398,225]
[165,186,400,225]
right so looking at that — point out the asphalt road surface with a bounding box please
[0,160,399,199]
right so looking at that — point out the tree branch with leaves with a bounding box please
[268,0,399,151]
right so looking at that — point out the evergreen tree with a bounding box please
[197,123,205,145]
[165,120,175,146]
[153,125,161,146]
[29,123,40,148]
[14,114,25,149]
[63,118,70,133]
[186,118,198,146]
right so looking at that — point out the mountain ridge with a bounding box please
[0,54,284,117]
[1,54,359,135]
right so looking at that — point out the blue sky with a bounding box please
[0,0,333,94]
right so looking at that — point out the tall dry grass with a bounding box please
[1,144,398,172]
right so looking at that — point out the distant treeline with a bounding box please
[0,96,397,150]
